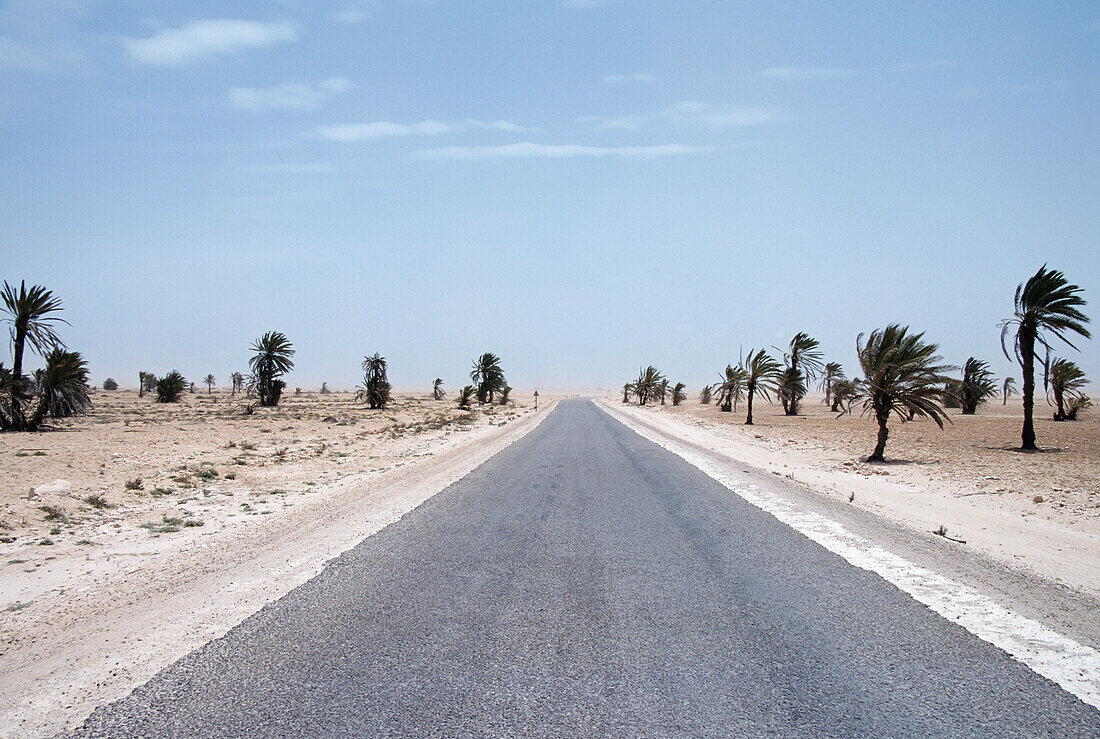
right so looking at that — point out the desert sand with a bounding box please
[600,392,1099,599]
[0,388,560,737]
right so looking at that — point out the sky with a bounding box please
[1,1,1097,393]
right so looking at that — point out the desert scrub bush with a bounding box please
[150,487,175,497]
[155,371,187,403]
[124,477,143,491]
[39,505,68,523]
[82,493,111,509]
[224,472,236,480]
[196,467,218,481]
[239,440,257,450]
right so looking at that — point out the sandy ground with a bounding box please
[598,393,1099,599]
[0,389,562,738]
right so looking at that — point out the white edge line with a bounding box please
[594,399,1100,710]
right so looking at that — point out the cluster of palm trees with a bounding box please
[0,281,90,431]
[465,352,511,407]
[622,367,689,407]
[623,266,1091,462]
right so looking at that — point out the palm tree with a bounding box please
[1002,377,1017,405]
[230,372,244,395]
[457,385,475,410]
[956,358,997,415]
[714,365,746,413]
[248,331,295,407]
[819,362,844,407]
[856,325,952,462]
[204,374,216,393]
[1,281,68,430]
[433,378,446,400]
[1000,266,1090,450]
[102,378,118,390]
[499,385,512,406]
[320,381,331,394]
[29,349,90,427]
[633,366,664,406]
[671,382,687,406]
[622,383,634,403]
[658,378,669,405]
[699,385,712,405]
[357,353,391,409]
[471,353,506,404]
[739,349,781,425]
[1048,358,1087,421]
[155,371,187,403]
[830,378,860,414]
[1066,395,1092,420]
[777,332,824,416]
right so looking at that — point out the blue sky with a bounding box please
[2,1,1097,392]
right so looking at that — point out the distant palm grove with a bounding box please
[622,265,1090,462]
[1,267,1092,463]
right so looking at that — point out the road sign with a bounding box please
[533,390,539,410]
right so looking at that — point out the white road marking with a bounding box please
[598,401,1100,710]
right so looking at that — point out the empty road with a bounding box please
[70,399,1099,737]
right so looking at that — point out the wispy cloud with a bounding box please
[760,66,855,80]
[603,73,655,84]
[229,77,353,112]
[123,19,298,66]
[316,119,535,142]
[582,102,782,132]
[331,0,380,24]
[415,142,715,161]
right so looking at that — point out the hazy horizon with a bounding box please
[3,2,1097,393]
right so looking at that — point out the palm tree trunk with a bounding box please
[1021,330,1037,450]
[868,413,889,462]
[745,387,755,425]
[1053,388,1065,421]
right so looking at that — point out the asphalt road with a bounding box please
[69,399,1099,737]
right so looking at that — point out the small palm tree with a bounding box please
[499,385,512,406]
[1048,358,1087,421]
[633,366,664,406]
[29,349,90,427]
[1000,266,1090,450]
[155,371,187,403]
[819,362,844,407]
[956,358,997,415]
[739,349,781,425]
[1,281,68,430]
[102,378,118,390]
[230,372,244,395]
[658,378,669,405]
[698,384,712,405]
[248,331,295,407]
[830,378,860,414]
[433,378,445,400]
[320,381,331,394]
[357,353,391,409]
[457,385,475,410]
[139,370,157,397]
[671,382,687,406]
[622,383,634,403]
[714,365,746,413]
[777,332,824,416]
[471,353,506,404]
[204,374,216,393]
[1002,377,1017,405]
[856,325,952,462]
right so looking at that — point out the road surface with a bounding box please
[69,399,1099,736]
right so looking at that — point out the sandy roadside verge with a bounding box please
[0,393,561,738]
[595,398,1100,601]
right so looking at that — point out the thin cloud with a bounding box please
[316,119,535,142]
[415,142,716,161]
[331,0,380,24]
[123,19,298,66]
[603,73,655,84]
[229,77,353,113]
[760,66,855,80]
